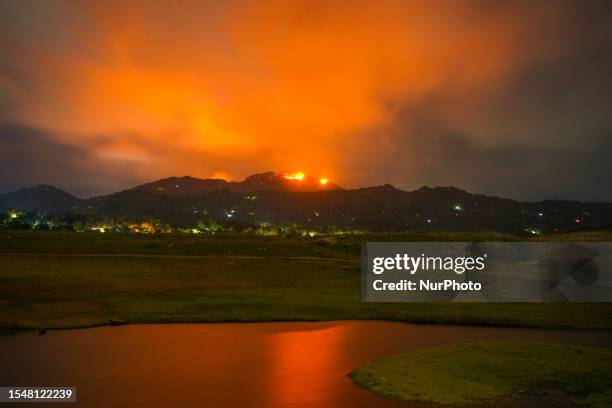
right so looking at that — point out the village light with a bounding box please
[525,228,541,236]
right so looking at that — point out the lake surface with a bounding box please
[1,321,611,407]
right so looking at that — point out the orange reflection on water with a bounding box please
[265,323,348,407]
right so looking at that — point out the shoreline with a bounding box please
[5,315,612,335]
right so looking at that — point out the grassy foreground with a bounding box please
[1,231,612,331]
[349,342,612,407]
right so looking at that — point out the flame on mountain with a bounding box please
[319,178,329,185]
[284,172,305,181]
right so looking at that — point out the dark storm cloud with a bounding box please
[343,0,612,201]
[0,123,145,197]
[381,127,612,202]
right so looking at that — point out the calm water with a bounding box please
[1,321,611,407]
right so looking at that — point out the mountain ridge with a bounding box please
[2,172,612,235]
[0,184,80,214]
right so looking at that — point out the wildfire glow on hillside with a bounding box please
[284,172,305,181]
[282,172,331,186]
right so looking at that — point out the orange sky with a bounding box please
[2,0,611,199]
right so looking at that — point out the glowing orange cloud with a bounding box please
[0,0,573,189]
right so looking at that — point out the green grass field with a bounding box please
[1,231,612,331]
[349,342,612,407]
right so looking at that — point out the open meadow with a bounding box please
[1,230,612,331]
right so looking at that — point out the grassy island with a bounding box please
[349,342,612,407]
